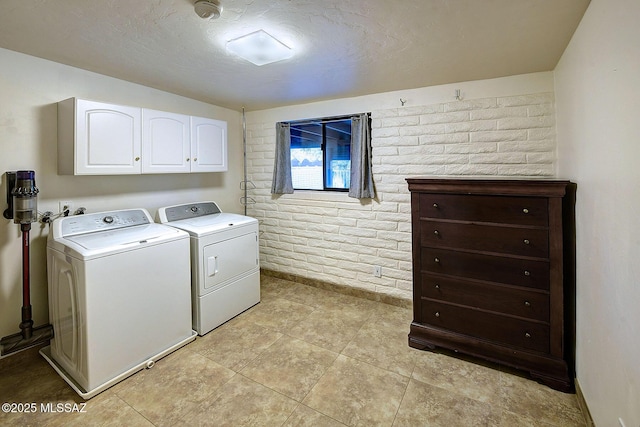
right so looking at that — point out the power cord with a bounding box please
[39,206,86,224]
[40,211,54,224]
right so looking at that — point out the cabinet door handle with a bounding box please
[433,230,439,236]
[524,301,531,307]
[523,239,530,245]
[134,156,140,161]
[193,157,198,162]
[434,257,440,263]
[525,332,531,338]
[433,203,438,208]
[435,312,440,318]
[186,158,190,162]
[435,284,440,289]
[524,270,531,276]
[522,208,529,214]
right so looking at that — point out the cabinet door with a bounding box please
[75,99,141,175]
[142,109,191,173]
[190,117,227,172]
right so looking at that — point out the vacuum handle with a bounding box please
[3,171,16,219]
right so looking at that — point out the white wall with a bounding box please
[554,0,640,425]
[245,73,556,299]
[0,48,242,339]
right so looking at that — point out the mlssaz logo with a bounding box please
[40,402,88,413]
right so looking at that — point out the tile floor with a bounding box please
[0,275,586,426]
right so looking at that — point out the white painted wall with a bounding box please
[245,73,556,299]
[554,0,640,425]
[0,48,242,340]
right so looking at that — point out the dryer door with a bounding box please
[202,231,259,292]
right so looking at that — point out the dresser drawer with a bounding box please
[419,193,548,226]
[418,301,550,353]
[420,220,549,258]
[421,248,550,290]
[420,273,549,321]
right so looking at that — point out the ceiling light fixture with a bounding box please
[194,0,222,20]
[226,30,293,66]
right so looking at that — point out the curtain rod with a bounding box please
[282,112,370,126]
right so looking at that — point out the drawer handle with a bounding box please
[435,312,440,318]
[524,270,531,276]
[525,332,531,339]
[433,230,439,236]
[435,284,440,289]
[523,239,530,245]
[524,301,531,307]
[522,208,529,214]
[433,203,439,208]
[434,257,440,263]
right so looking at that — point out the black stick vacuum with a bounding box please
[1,170,54,357]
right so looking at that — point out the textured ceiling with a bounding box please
[0,0,590,111]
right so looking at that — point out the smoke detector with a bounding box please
[194,0,222,20]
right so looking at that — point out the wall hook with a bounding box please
[400,98,407,106]
[454,89,463,101]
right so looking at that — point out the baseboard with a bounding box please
[260,268,412,309]
[575,378,595,426]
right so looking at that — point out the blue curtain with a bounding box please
[271,122,294,194]
[349,114,375,199]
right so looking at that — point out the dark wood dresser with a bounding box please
[407,178,576,392]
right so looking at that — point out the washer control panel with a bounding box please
[60,209,151,236]
[163,202,221,222]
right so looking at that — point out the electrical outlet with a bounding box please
[59,200,73,214]
[373,265,382,277]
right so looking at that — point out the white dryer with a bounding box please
[157,202,260,335]
[41,208,195,399]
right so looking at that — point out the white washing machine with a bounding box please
[157,202,260,335]
[40,208,196,399]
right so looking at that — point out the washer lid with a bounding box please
[65,223,180,250]
[47,208,188,259]
[49,223,187,259]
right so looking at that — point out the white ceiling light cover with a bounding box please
[226,30,293,66]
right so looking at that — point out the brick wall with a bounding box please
[245,92,556,300]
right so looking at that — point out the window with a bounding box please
[289,117,352,191]
[272,113,373,199]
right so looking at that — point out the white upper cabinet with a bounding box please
[142,109,191,174]
[58,98,228,175]
[191,117,228,172]
[58,98,141,175]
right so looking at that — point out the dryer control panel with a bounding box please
[57,209,152,237]
[161,202,222,222]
